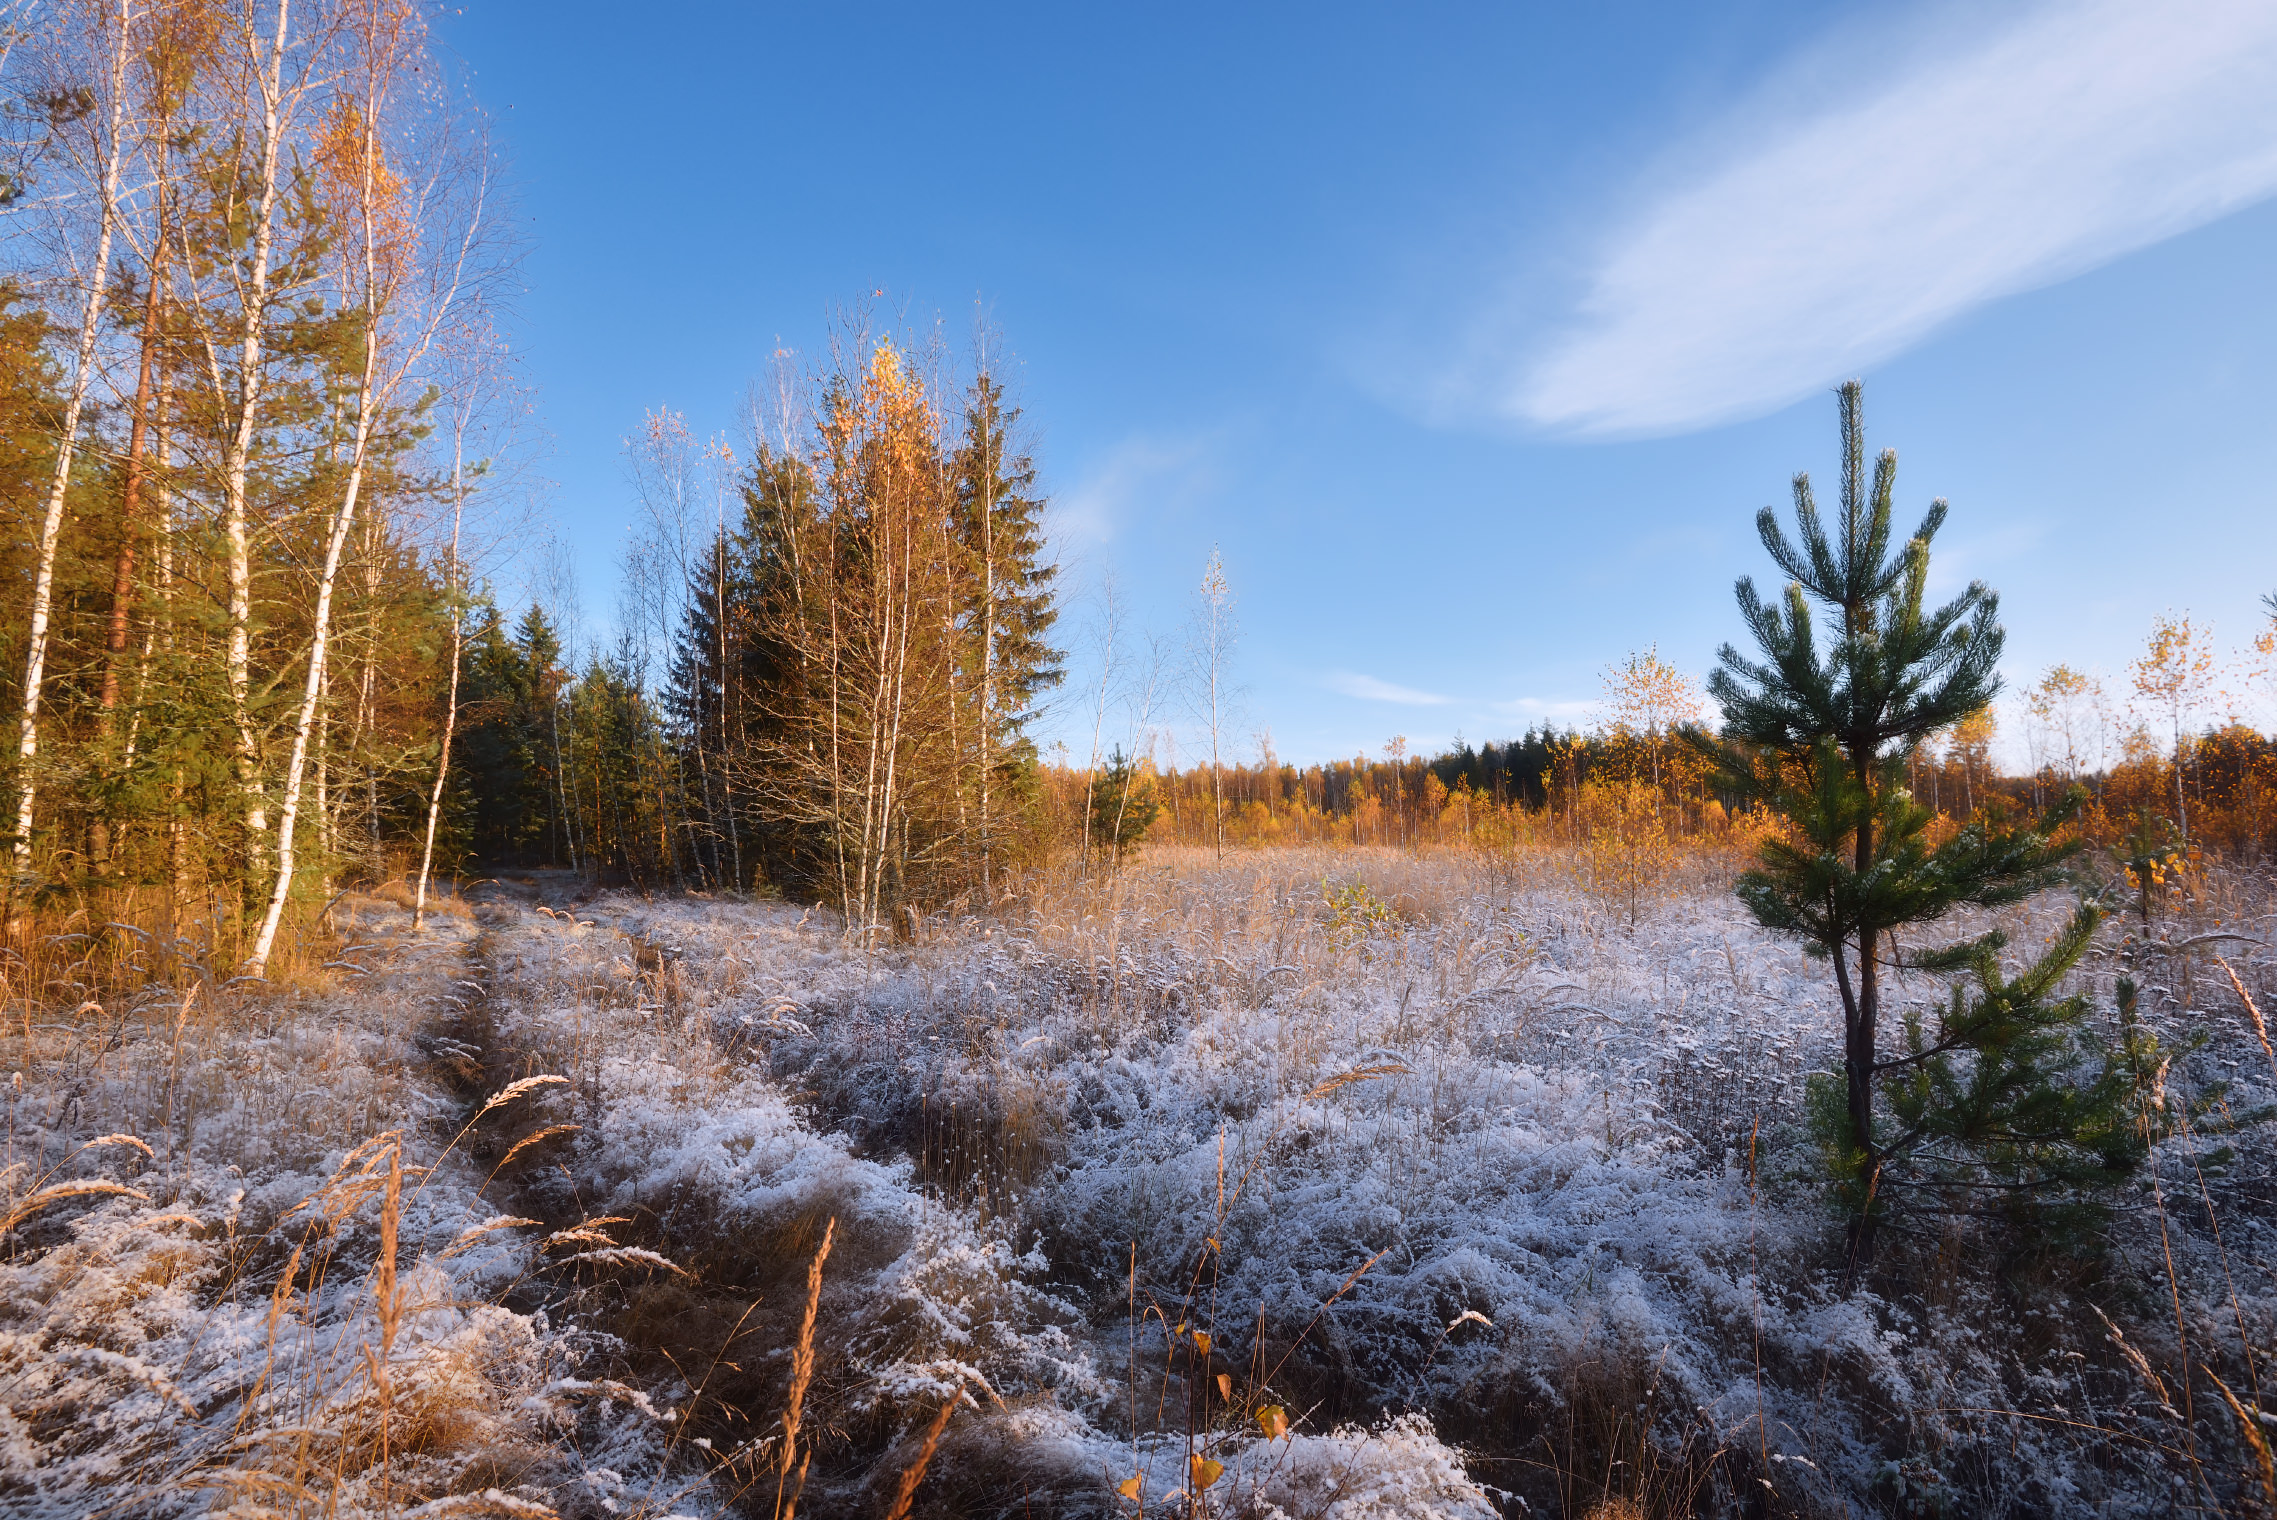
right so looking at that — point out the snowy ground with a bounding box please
[5,847,2274,1517]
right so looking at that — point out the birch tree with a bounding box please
[1076,580,1119,876]
[248,0,493,969]
[1190,547,1234,861]
[411,326,507,926]
[175,0,332,876]
[10,0,137,880]
[2130,612,2215,844]
[737,339,958,935]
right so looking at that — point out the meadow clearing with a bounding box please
[6,843,2272,1518]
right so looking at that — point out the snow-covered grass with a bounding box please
[0,893,681,1517]
[606,845,2277,1516]
[7,848,2275,1516]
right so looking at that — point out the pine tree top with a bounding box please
[1709,381,2003,764]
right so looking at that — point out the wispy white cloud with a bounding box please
[1049,432,1222,548]
[1327,671,1452,706]
[1512,0,2277,437]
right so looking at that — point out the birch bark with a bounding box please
[11,0,137,877]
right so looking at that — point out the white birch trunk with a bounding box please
[247,0,481,966]
[215,0,297,863]
[413,480,465,930]
[245,331,378,970]
[11,1,135,877]
[248,10,379,970]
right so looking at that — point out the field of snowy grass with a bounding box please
[5,845,2274,1517]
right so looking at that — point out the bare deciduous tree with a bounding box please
[1189,547,1235,860]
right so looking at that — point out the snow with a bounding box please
[5,849,2272,1514]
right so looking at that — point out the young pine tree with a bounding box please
[1871,902,2162,1251]
[1706,382,2080,1264]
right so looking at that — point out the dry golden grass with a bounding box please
[361,877,476,918]
[13,837,2267,1516]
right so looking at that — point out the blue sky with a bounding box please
[439,0,2277,766]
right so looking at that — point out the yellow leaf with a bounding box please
[1256,1404,1289,1440]
[1217,1373,1232,1400]
[1193,1331,1211,1357]
[1117,1475,1143,1502]
[1191,1454,1225,1490]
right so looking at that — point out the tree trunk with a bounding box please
[550,673,579,873]
[217,0,298,873]
[91,204,171,875]
[123,372,173,773]
[978,427,996,901]
[2174,716,2189,844]
[413,558,463,929]
[1845,743,1881,1273]
[714,536,741,889]
[99,200,168,727]
[315,662,330,885]
[11,0,134,878]
[247,363,377,970]
[249,19,387,971]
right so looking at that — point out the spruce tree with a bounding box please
[951,374,1061,735]
[724,444,829,897]
[950,373,1061,886]
[454,605,572,868]
[1087,745,1159,864]
[666,534,741,889]
[1706,382,2079,1263]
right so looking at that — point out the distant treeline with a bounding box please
[1039,718,2277,864]
[438,579,2277,897]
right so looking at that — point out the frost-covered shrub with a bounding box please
[1232,1414,1501,1520]
[612,849,2277,1517]
[851,1218,1104,1413]
[0,895,699,1520]
[0,1159,678,1517]
[16,856,2258,1516]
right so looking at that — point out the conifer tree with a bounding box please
[666,533,740,888]
[1087,745,1158,864]
[726,442,828,895]
[1706,382,2079,1264]
[1870,902,2163,1248]
[951,371,1060,892]
[561,648,670,886]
